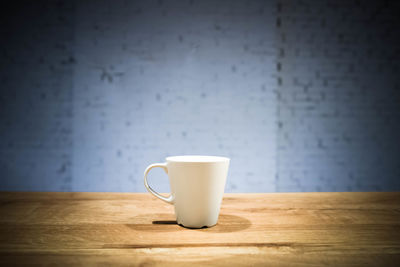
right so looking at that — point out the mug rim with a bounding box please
[166,155,230,163]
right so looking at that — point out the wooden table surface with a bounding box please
[0,192,399,266]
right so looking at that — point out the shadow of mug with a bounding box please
[129,213,251,233]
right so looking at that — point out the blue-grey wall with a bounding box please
[1,0,399,192]
[276,0,400,191]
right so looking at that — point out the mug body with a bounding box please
[166,156,229,228]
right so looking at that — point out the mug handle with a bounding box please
[144,163,174,204]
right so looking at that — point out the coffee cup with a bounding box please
[144,155,230,228]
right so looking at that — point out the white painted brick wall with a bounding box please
[276,0,400,192]
[1,0,399,192]
[72,0,277,192]
[0,1,74,191]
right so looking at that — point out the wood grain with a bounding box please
[0,192,399,266]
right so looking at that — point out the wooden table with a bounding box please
[0,192,399,266]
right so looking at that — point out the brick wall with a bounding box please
[276,0,400,191]
[0,1,74,191]
[72,0,277,192]
[0,0,277,192]
[0,0,399,192]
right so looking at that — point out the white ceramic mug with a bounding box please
[144,155,230,228]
